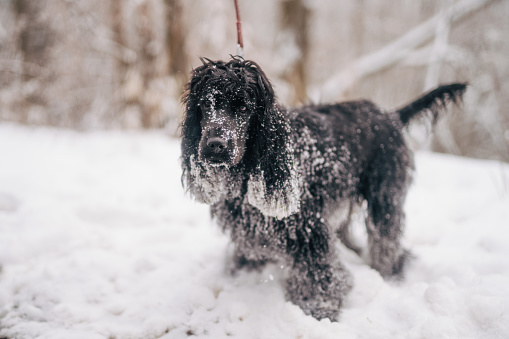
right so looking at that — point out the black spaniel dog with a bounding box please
[181,56,466,321]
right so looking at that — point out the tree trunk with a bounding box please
[13,0,53,81]
[165,0,188,92]
[280,0,310,105]
[137,1,158,128]
[110,0,129,125]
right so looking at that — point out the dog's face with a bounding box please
[181,58,299,215]
[197,85,255,166]
[183,58,275,168]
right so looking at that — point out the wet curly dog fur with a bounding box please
[180,57,466,320]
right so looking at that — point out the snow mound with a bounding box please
[0,124,508,339]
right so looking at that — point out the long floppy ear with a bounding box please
[243,61,300,219]
[180,59,216,196]
[180,65,203,188]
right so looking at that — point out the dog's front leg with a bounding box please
[285,249,352,321]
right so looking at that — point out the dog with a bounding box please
[180,56,466,321]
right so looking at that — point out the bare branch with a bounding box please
[320,0,499,100]
[0,59,49,77]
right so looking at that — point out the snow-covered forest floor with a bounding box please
[1,123,508,339]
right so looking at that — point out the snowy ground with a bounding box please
[0,123,508,339]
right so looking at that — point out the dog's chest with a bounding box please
[212,199,289,258]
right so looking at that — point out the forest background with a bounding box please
[0,0,507,161]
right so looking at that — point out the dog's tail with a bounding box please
[395,83,467,126]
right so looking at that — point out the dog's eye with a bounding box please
[239,105,247,112]
[202,100,212,109]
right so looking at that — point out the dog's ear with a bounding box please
[244,63,300,220]
[180,62,211,194]
[181,74,198,157]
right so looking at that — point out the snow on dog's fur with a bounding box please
[180,56,466,321]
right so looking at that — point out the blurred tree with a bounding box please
[164,0,187,93]
[0,0,506,160]
[10,0,54,123]
[280,0,310,105]
[111,0,166,128]
[136,1,158,128]
[13,0,54,81]
[110,0,129,124]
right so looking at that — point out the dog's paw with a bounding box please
[286,260,352,321]
[298,299,341,321]
[372,248,414,280]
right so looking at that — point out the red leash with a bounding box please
[233,0,244,56]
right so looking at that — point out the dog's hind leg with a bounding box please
[364,146,413,278]
[365,211,411,279]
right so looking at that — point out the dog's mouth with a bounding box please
[205,157,228,167]
[200,154,229,166]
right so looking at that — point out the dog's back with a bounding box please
[288,83,467,181]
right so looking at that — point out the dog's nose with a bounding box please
[206,137,228,153]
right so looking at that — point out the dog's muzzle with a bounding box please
[199,129,233,165]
